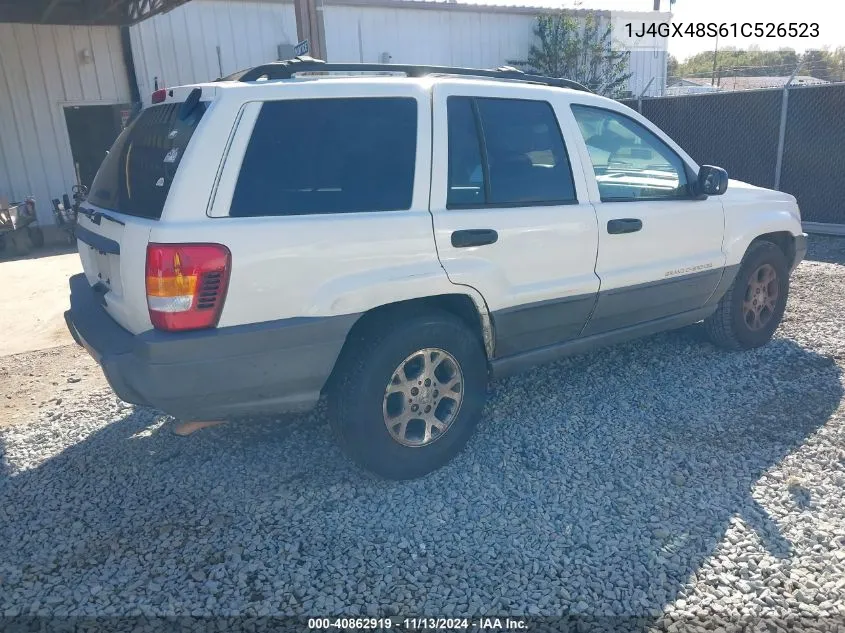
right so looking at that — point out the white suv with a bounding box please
[65,58,807,479]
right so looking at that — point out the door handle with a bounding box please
[451,229,499,248]
[607,218,643,234]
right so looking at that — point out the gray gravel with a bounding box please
[1,235,844,630]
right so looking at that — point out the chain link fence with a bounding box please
[620,82,845,227]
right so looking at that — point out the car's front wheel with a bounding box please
[704,240,790,350]
[329,310,488,479]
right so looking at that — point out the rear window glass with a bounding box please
[88,101,206,219]
[229,97,417,217]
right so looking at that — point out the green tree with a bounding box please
[800,47,845,82]
[677,47,800,78]
[801,49,831,81]
[667,53,679,79]
[828,47,845,82]
[508,12,633,98]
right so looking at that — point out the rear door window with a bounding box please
[446,96,577,208]
[229,97,418,217]
[88,102,206,219]
[447,97,487,206]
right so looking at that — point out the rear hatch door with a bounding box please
[76,96,208,334]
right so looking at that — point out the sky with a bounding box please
[461,0,845,61]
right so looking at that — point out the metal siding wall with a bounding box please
[323,5,537,67]
[628,49,666,97]
[130,0,298,105]
[0,23,131,225]
[323,5,664,96]
[129,2,666,102]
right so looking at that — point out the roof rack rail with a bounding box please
[220,56,592,92]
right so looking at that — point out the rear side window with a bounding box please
[447,97,486,206]
[447,96,577,208]
[229,98,418,217]
[89,102,206,219]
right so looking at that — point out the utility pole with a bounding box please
[710,35,719,86]
[774,61,803,190]
[293,0,327,60]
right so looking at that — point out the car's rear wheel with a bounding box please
[328,310,488,479]
[704,240,789,350]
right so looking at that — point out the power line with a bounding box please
[669,61,839,79]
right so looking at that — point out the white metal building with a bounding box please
[0,0,670,227]
[130,0,670,104]
[0,23,132,226]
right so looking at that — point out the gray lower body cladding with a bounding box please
[490,264,742,378]
[490,306,717,379]
[64,274,356,420]
[492,294,596,357]
[581,268,725,337]
[791,233,808,272]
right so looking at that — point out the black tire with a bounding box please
[328,309,488,479]
[27,226,44,248]
[704,240,789,350]
[0,234,5,253]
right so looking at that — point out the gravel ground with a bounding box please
[1,236,844,631]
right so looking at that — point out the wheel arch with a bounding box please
[322,292,494,395]
[750,231,797,269]
[723,203,802,270]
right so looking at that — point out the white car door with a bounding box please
[429,81,600,358]
[565,102,726,336]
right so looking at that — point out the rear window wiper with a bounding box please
[78,207,126,227]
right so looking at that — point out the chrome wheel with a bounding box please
[382,348,464,447]
[743,263,779,331]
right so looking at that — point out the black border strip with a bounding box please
[75,224,121,255]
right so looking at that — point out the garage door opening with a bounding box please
[63,104,130,190]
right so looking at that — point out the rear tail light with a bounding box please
[151,89,167,104]
[145,243,231,331]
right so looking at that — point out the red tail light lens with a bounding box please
[151,89,167,104]
[145,243,231,331]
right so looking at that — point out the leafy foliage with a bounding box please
[799,48,845,82]
[509,12,633,98]
[667,54,679,78]
[673,47,845,82]
[675,48,799,78]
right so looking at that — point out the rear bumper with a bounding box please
[65,274,356,420]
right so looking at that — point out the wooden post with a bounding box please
[294,0,327,60]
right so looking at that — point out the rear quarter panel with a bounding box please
[153,80,487,328]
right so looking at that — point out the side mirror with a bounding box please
[698,165,728,196]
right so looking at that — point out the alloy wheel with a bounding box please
[743,263,779,331]
[382,348,464,447]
